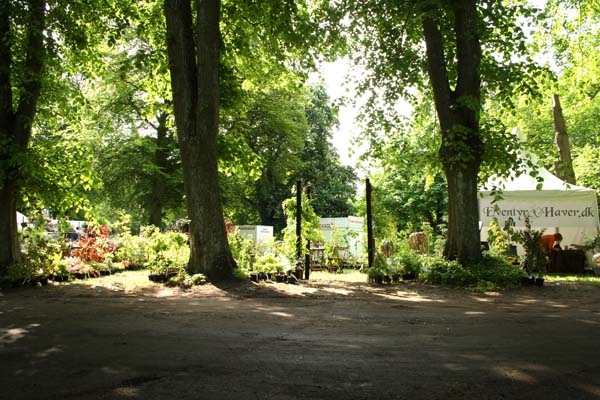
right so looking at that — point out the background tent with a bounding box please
[479,159,599,258]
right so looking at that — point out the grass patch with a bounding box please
[545,273,600,286]
[310,269,367,282]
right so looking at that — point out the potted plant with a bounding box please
[367,253,387,284]
[513,218,546,286]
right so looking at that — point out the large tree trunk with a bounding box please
[0,0,46,272]
[422,0,482,264]
[149,112,168,228]
[164,0,236,280]
[552,94,576,185]
[0,182,20,272]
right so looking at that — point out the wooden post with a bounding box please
[296,180,302,270]
[366,178,374,269]
[305,184,311,280]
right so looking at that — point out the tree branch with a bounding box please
[421,3,453,133]
[164,0,198,143]
[15,0,46,147]
[453,0,481,128]
[0,0,13,124]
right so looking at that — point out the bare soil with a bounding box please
[1,271,599,400]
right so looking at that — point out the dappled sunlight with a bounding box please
[575,318,600,325]
[310,270,367,283]
[371,289,447,303]
[318,287,354,296]
[491,366,538,384]
[470,296,497,303]
[457,353,490,361]
[464,311,486,316]
[113,387,141,398]
[573,382,600,397]
[269,311,294,318]
[0,323,39,346]
[34,345,63,358]
[442,362,469,371]
[548,302,569,308]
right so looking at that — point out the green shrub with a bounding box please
[19,226,66,279]
[512,218,546,277]
[114,232,148,267]
[421,256,475,286]
[366,253,389,281]
[471,253,526,288]
[421,253,526,290]
[228,230,257,274]
[141,227,190,274]
[165,272,208,288]
[392,250,422,277]
[253,253,290,274]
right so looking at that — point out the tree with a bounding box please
[491,0,600,194]
[164,0,236,280]
[300,85,357,218]
[0,0,46,271]
[218,83,358,233]
[81,35,184,230]
[0,0,137,272]
[552,93,576,184]
[346,0,540,264]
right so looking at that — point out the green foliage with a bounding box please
[114,231,149,267]
[513,218,546,277]
[299,85,357,217]
[391,250,422,277]
[253,253,290,274]
[16,225,66,281]
[421,257,475,287]
[486,217,516,258]
[580,234,600,253]
[142,226,189,274]
[366,155,447,239]
[165,272,208,288]
[228,230,257,275]
[281,191,324,261]
[470,254,527,289]
[574,145,600,196]
[366,253,389,280]
[220,84,357,232]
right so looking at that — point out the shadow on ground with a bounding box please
[1,272,599,399]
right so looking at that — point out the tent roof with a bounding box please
[481,135,594,193]
[482,166,594,193]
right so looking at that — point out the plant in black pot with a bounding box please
[513,218,546,287]
[367,253,389,284]
[396,250,421,281]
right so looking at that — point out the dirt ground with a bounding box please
[1,271,599,400]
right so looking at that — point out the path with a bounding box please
[1,271,599,399]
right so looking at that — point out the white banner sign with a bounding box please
[479,197,599,228]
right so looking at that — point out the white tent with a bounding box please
[479,159,600,253]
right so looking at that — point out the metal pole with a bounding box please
[366,178,374,269]
[305,184,311,280]
[296,180,302,271]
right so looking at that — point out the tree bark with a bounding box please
[149,112,168,229]
[552,94,576,185]
[0,0,46,272]
[165,0,236,280]
[422,0,482,264]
